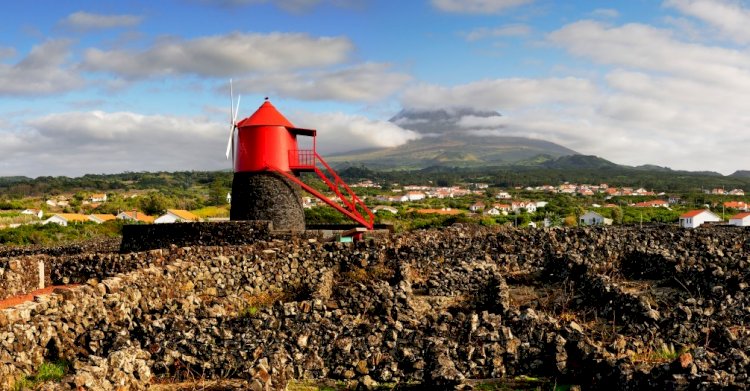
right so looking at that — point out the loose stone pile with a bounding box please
[0,225,748,390]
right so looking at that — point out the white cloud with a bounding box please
[456,115,506,128]
[82,32,353,78]
[0,109,420,177]
[234,63,411,103]
[432,0,533,14]
[291,112,421,154]
[665,0,750,44]
[548,20,750,90]
[401,77,598,111]
[0,40,83,96]
[0,111,229,177]
[462,24,531,41]
[60,11,143,30]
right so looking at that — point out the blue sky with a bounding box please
[1,0,750,176]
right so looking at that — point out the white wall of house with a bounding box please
[154,213,180,224]
[729,215,750,227]
[580,211,609,226]
[407,192,425,201]
[679,211,721,228]
[44,215,69,226]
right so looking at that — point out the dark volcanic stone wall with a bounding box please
[119,221,273,253]
[2,225,750,390]
[230,171,305,230]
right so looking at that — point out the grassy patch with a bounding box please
[13,360,68,390]
[191,206,229,218]
[632,343,681,364]
[238,290,285,317]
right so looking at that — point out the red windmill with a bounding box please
[226,94,374,230]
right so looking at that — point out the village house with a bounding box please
[117,210,155,224]
[634,200,669,208]
[43,213,90,227]
[406,191,426,201]
[723,201,749,211]
[579,211,613,226]
[21,209,43,219]
[710,188,725,195]
[90,193,107,203]
[679,210,722,228]
[729,212,750,227]
[372,205,398,214]
[469,201,485,212]
[155,209,201,224]
[495,191,511,199]
[485,203,511,216]
[376,194,409,203]
[728,189,745,196]
[511,201,537,213]
[88,214,117,224]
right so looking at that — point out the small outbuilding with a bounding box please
[679,209,721,228]
[88,214,117,224]
[580,211,613,226]
[154,209,200,224]
[728,212,750,227]
[43,213,90,227]
[117,210,155,224]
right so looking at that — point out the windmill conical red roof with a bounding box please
[236,99,295,128]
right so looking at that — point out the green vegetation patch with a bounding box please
[13,360,68,390]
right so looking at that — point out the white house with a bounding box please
[90,193,108,203]
[154,209,200,224]
[679,210,722,228]
[88,214,117,224]
[469,202,485,212]
[373,205,398,214]
[728,212,750,227]
[580,211,613,226]
[117,210,155,224]
[484,207,503,216]
[495,191,511,199]
[21,209,43,219]
[511,201,537,213]
[406,191,426,201]
[43,213,90,227]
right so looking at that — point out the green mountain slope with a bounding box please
[327,108,579,169]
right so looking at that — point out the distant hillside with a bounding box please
[730,170,750,178]
[541,155,619,170]
[328,108,578,169]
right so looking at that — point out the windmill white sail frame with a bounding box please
[225,79,241,160]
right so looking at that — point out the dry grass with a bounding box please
[238,290,285,317]
[343,263,394,283]
[631,343,681,365]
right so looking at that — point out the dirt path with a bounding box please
[0,285,77,310]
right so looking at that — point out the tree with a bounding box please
[208,178,228,206]
[612,206,623,225]
[139,192,171,215]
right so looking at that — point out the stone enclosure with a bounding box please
[0,224,749,390]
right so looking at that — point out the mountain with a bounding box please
[730,170,750,178]
[327,108,579,169]
[541,155,619,170]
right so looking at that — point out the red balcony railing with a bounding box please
[289,149,315,169]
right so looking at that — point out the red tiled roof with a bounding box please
[730,212,750,219]
[680,210,708,218]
